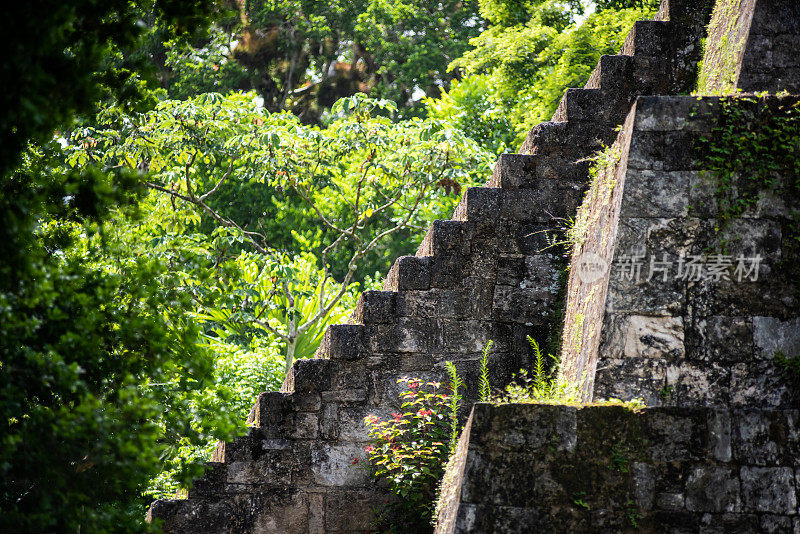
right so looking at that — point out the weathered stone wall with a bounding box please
[698,0,800,95]
[436,403,800,534]
[560,95,800,409]
[433,3,800,533]
[148,0,719,531]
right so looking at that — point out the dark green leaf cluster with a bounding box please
[160,0,485,123]
[442,2,656,149]
[0,150,240,531]
[0,0,218,178]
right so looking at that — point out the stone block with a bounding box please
[290,359,333,394]
[520,121,570,155]
[753,317,800,360]
[319,403,339,440]
[605,256,685,316]
[429,255,470,288]
[249,391,293,429]
[251,491,310,534]
[622,315,685,361]
[740,466,797,514]
[620,169,691,218]
[227,453,293,486]
[759,515,794,533]
[492,285,554,325]
[729,361,795,409]
[688,315,755,363]
[417,220,472,258]
[290,412,319,439]
[328,362,369,391]
[311,443,370,487]
[631,56,673,94]
[308,492,325,534]
[634,96,717,132]
[320,389,367,403]
[324,490,380,531]
[292,393,322,412]
[490,154,538,189]
[383,255,431,291]
[655,492,685,511]
[335,407,373,442]
[707,409,732,462]
[774,34,800,68]
[396,288,461,319]
[623,20,670,57]
[319,324,366,361]
[594,356,666,406]
[632,462,656,509]
[370,317,430,353]
[585,54,634,93]
[435,319,493,353]
[684,466,740,513]
[665,361,731,407]
[644,408,706,463]
[461,277,496,321]
[496,255,526,286]
[627,130,700,171]
[553,88,623,124]
[187,463,227,498]
[353,291,396,325]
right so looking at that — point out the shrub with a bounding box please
[363,377,459,532]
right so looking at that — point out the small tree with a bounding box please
[70,92,493,375]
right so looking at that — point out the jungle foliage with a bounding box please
[1,0,662,529]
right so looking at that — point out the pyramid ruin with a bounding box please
[149,0,800,531]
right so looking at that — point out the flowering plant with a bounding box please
[363,377,454,531]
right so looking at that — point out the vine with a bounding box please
[696,95,800,225]
[697,95,800,384]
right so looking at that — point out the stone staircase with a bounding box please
[147,1,715,532]
[435,94,800,533]
[434,0,800,530]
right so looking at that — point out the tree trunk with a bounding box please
[284,315,297,377]
[284,337,298,377]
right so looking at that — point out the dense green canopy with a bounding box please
[1,0,662,530]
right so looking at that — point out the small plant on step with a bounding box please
[444,361,464,451]
[478,340,493,403]
[774,350,800,390]
[495,336,584,405]
[362,375,458,533]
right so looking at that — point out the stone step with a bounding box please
[247,390,292,430]
[352,290,397,325]
[584,54,635,92]
[453,186,503,222]
[416,220,472,259]
[382,255,431,291]
[147,1,722,530]
[621,20,671,57]
[518,120,567,155]
[317,324,367,360]
[487,155,538,189]
[519,120,609,159]
[281,357,333,395]
[186,462,227,499]
[551,88,630,124]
